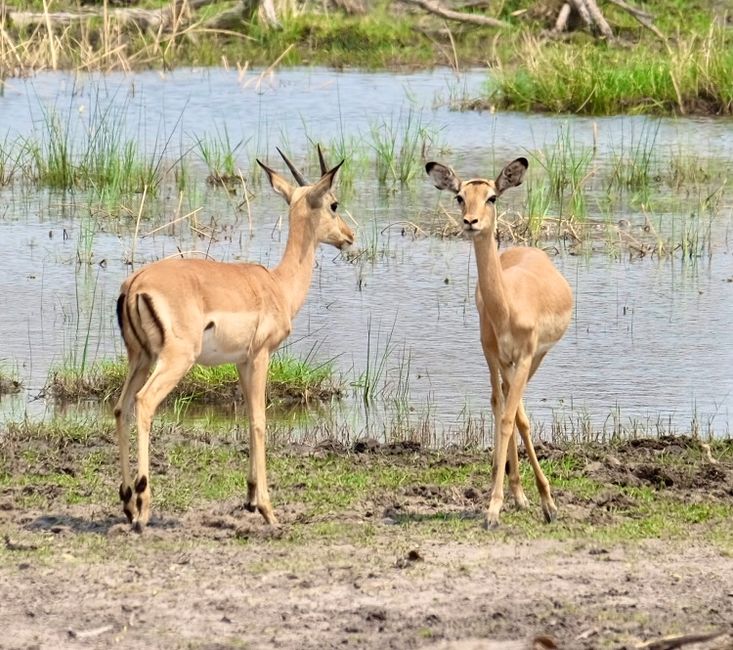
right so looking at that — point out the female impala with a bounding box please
[426,157,572,528]
[114,147,354,532]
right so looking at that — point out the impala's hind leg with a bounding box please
[114,349,152,524]
[132,351,195,532]
[516,401,556,523]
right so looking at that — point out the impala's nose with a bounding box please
[463,217,479,228]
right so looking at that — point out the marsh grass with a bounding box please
[0,363,22,395]
[370,110,436,185]
[22,99,165,198]
[490,25,733,116]
[195,126,246,187]
[46,351,344,406]
[525,126,594,222]
[607,121,660,191]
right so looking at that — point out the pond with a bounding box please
[0,67,731,441]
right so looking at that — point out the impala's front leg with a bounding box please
[487,358,528,510]
[486,358,531,529]
[239,353,277,525]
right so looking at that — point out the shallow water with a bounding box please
[0,67,732,439]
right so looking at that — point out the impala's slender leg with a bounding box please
[132,351,195,532]
[484,340,528,510]
[113,348,153,524]
[486,357,531,528]
[238,351,277,525]
[515,401,556,522]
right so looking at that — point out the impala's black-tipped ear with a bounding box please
[257,159,295,205]
[495,157,528,195]
[426,162,461,193]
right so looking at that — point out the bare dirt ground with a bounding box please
[2,436,733,650]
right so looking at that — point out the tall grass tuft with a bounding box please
[530,126,593,221]
[370,110,436,184]
[490,25,733,116]
[607,121,660,191]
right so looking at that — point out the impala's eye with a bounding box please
[487,195,497,204]
[456,195,464,205]
[330,202,339,212]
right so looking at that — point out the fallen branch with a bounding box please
[636,630,725,650]
[398,0,509,28]
[606,0,666,41]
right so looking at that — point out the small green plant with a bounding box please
[195,126,246,186]
[369,110,436,184]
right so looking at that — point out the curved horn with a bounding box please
[316,144,328,176]
[276,147,307,186]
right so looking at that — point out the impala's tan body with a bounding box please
[427,159,572,527]
[114,149,354,531]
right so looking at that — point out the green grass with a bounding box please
[46,352,344,406]
[490,24,733,115]
[2,420,732,548]
[0,363,22,395]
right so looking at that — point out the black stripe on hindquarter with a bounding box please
[117,292,149,355]
[138,293,166,348]
[116,294,126,333]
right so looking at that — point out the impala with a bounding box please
[426,157,573,528]
[114,146,354,532]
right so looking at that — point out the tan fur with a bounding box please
[114,152,355,531]
[427,158,572,527]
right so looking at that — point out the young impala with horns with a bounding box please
[114,146,354,532]
[426,157,572,528]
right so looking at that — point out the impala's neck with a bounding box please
[473,230,510,328]
[273,211,318,319]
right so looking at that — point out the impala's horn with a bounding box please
[276,147,307,187]
[317,143,328,176]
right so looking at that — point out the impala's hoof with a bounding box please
[258,506,278,526]
[542,504,558,524]
[133,520,145,534]
[243,502,257,513]
[483,517,500,531]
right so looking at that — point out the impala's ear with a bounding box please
[257,159,295,204]
[425,162,461,193]
[495,157,528,195]
[307,159,344,208]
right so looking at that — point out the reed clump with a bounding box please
[490,25,733,116]
[46,354,344,406]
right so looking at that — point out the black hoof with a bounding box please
[133,520,144,534]
[244,502,256,513]
[543,507,557,524]
[483,518,500,531]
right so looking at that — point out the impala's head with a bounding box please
[257,146,355,251]
[426,158,528,238]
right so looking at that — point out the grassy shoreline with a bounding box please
[1,417,732,546]
[1,1,731,116]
